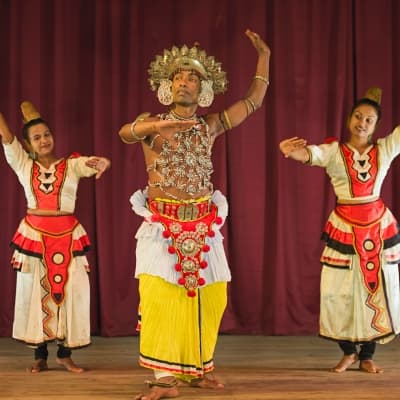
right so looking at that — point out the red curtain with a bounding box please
[1,0,400,336]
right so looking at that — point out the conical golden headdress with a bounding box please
[364,87,382,105]
[148,44,228,94]
[21,101,41,124]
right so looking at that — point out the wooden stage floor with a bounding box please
[1,335,400,399]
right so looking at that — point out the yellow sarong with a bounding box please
[138,274,227,378]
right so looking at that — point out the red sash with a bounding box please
[149,199,222,297]
[335,200,385,294]
[12,215,90,305]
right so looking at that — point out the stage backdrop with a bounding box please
[1,0,400,336]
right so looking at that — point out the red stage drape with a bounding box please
[1,0,400,336]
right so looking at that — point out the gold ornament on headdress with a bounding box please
[364,87,382,105]
[21,101,41,124]
[148,44,228,94]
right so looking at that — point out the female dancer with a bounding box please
[0,102,110,373]
[280,88,400,373]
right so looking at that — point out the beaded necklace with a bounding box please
[169,109,196,121]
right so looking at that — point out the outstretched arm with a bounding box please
[279,137,310,163]
[208,29,271,136]
[0,113,15,144]
[119,115,198,144]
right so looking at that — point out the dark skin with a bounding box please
[122,29,271,400]
[119,29,271,204]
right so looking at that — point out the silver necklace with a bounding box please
[169,109,197,121]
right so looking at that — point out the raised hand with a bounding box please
[279,137,308,159]
[0,113,14,143]
[85,157,111,179]
[245,29,271,56]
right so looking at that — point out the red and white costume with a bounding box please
[307,126,400,344]
[3,138,97,348]
[130,189,231,289]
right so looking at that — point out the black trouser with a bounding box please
[338,340,376,360]
[34,344,72,360]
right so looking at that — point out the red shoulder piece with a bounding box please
[324,136,338,144]
[69,152,81,159]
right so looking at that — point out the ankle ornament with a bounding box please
[145,378,178,388]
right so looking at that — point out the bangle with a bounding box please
[223,110,232,130]
[130,121,146,141]
[253,75,270,85]
[130,112,151,141]
[246,97,257,112]
[243,99,251,117]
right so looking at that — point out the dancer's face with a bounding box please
[27,123,54,157]
[348,104,378,141]
[171,69,201,106]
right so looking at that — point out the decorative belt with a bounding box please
[147,197,222,297]
[149,197,211,221]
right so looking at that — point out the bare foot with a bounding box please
[134,386,179,400]
[28,359,48,373]
[360,359,384,373]
[56,357,84,373]
[189,373,225,389]
[134,377,179,400]
[330,353,358,373]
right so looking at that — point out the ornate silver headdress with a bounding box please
[148,44,228,96]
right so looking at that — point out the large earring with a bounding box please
[198,80,214,107]
[157,79,173,105]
